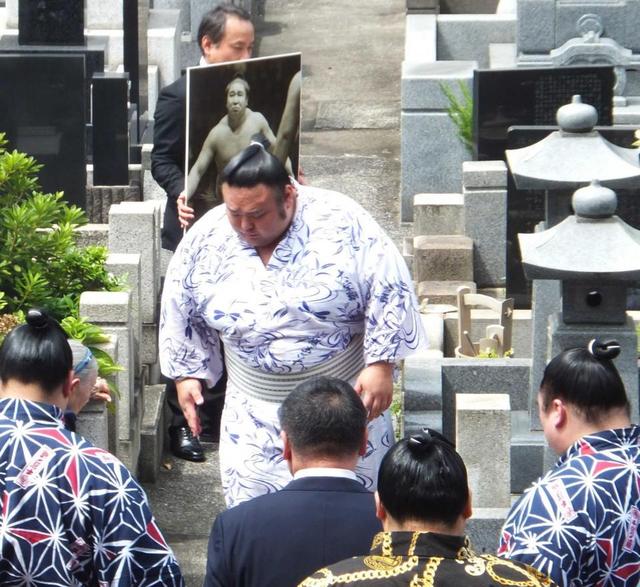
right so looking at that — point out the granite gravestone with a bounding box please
[506,125,640,308]
[0,38,106,119]
[92,73,129,186]
[0,54,86,208]
[474,65,615,161]
[19,0,84,46]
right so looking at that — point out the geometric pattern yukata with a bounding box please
[0,398,184,586]
[160,183,425,507]
[499,426,640,586]
[301,531,556,586]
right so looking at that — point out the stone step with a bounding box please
[417,280,476,305]
[413,193,464,236]
[139,384,167,483]
[412,235,473,282]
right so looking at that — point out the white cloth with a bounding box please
[160,184,425,383]
[220,381,393,507]
[160,183,425,505]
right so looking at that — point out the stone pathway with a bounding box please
[142,1,408,585]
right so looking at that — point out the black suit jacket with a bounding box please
[151,75,186,251]
[203,476,381,587]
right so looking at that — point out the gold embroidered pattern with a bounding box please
[484,555,553,586]
[410,556,443,587]
[321,556,420,584]
[362,555,404,571]
[407,531,420,556]
[380,532,393,557]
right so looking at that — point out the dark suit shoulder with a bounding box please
[157,75,186,102]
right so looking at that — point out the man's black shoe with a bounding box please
[170,427,205,462]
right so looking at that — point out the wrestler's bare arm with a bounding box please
[273,71,301,166]
[186,125,221,200]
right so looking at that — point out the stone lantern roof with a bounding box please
[518,180,640,280]
[506,95,640,190]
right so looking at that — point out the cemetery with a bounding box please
[0,0,639,584]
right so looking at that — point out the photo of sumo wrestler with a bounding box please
[185,52,302,222]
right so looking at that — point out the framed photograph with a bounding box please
[185,52,301,217]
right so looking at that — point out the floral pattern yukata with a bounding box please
[0,398,184,586]
[160,183,425,506]
[499,426,640,586]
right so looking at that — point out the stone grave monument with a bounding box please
[519,179,640,421]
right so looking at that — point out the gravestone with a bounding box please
[92,73,130,186]
[0,38,107,119]
[0,54,86,208]
[474,65,615,162]
[506,125,640,307]
[19,0,84,45]
[516,1,640,94]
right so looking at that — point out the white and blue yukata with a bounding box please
[499,426,640,586]
[0,398,184,586]
[160,183,425,507]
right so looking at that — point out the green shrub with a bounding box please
[0,132,122,382]
[440,81,473,154]
[0,132,121,320]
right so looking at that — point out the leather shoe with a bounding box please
[170,427,205,462]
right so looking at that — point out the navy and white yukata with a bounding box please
[160,183,425,507]
[499,426,640,586]
[0,398,184,586]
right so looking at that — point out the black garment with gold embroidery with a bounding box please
[300,531,556,587]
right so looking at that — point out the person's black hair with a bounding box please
[0,308,71,394]
[378,429,469,527]
[279,376,367,459]
[197,3,251,53]
[540,338,629,422]
[221,138,290,197]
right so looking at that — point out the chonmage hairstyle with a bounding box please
[279,376,367,459]
[539,338,629,423]
[197,3,251,53]
[220,138,291,196]
[0,308,71,394]
[377,429,469,527]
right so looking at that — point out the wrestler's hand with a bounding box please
[177,191,195,229]
[354,361,394,421]
[176,377,204,436]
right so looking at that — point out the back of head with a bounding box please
[69,340,98,388]
[279,376,367,459]
[378,430,469,527]
[540,338,629,423]
[0,308,71,394]
[197,3,251,48]
[221,140,290,193]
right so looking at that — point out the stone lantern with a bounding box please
[505,95,640,427]
[519,180,640,420]
[507,94,640,224]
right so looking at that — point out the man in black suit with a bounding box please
[203,376,382,587]
[151,3,254,462]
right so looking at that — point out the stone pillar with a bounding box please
[105,253,142,375]
[462,160,507,288]
[75,336,117,451]
[456,393,511,508]
[80,291,139,472]
[109,201,161,325]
